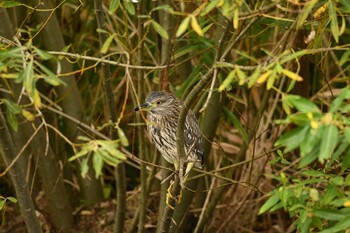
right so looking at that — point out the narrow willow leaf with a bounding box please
[329,0,339,43]
[266,70,276,90]
[23,60,34,96]
[93,151,104,178]
[0,1,22,8]
[318,216,350,233]
[0,200,5,210]
[233,7,239,29]
[101,34,115,54]
[32,88,41,108]
[109,0,120,13]
[319,124,338,163]
[151,20,169,40]
[235,66,246,86]
[176,16,190,37]
[69,149,89,161]
[37,63,66,86]
[6,109,18,131]
[258,191,280,214]
[34,47,54,60]
[123,0,135,15]
[286,95,321,113]
[22,110,35,121]
[98,148,120,166]
[296,0,318,28]
[219,69,235,92]
[313,208,345,221]
[280,50,308,64]
[190,16,203,36]
[248,65,261,88]
[2,99,22,114]
[256,70,272,84]
[117,127,129,147]
[81,157,89,178]
[151,4,173,13]
[282,69,303,81]
[201,0,220,16]
[7,197,17,203]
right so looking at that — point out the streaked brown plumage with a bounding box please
[135,91,204,175]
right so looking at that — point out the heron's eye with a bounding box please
[156,101,161,105]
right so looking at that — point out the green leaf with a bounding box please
[109,0,120,13]
[117,127,129,147]
[0,200,5,210]
[329,0,339,43]
[23,60,35,96]
[235,66,246,86]
[101,34,114,54]
[81,157,89,178]
[6,108,18,131]
[323,185,340,205]
[176,16,190,37]
[2,99,22,114]
[296,0,318,28]
[36,63,66,86]
[33,47,54,60]
[330,177,343,186]
[223,107,248,145]
[123,0,135,15]
[190,16,203,36]
[151,20,169,40]
[0,1,22,8]
[275,126,309,152]
[219,69,236,92]
[93,151,104,178]
[201,0,221,16]
[313,208,345,221]
[330,88,350,112]
[339,50,350,66]
[285,95,321,113]
[248,65,261,88]
[258,191,280,214]
[319,124,338,163]
[319,215,350,233]
[7,196,17,203]
[69,148,89,162]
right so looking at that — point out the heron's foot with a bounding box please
[166,180,182,210]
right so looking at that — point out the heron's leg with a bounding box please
[166,180,183,210]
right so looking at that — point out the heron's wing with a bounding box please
[184,110,204,167]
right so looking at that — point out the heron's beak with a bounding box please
[134,102,151,111]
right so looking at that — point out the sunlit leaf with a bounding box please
[258,191,280,214]
[117,127,129,147]
[256,70,272,84]
[235,66,246,86]
[101,34,115,54]
[201,0,221,16]
[93,151,104,178]
[7,196,17,203]
[233,7,239,29]
[81,157,89,178]
[319,124,338,163]
[109,0,120,13]
[329,0,339,43]
[281,69,303,81]
[296,0,318,28]
[22,110,35,121]
[219,69,235,92]
[0,1,22,8]
[176,16,190,37]
[190,16,203,36]
[151,20,169,40]
[248,65,261,88]
[123,0,135,15]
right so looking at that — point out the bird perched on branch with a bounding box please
[135,91,204,186]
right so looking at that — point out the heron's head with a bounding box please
[134,91,177,114]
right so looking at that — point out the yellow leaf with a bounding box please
[32,89,42,108]
[22,110,35,121]
[344,201,350,207]
[117,127,129,147]
[233,7,239,29]
[190,16,203,36]
[311,120,319,129]
[281,69,303,81]
[256,70,272,84]
[176,16,190,37]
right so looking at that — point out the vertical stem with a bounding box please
[93,1,126,232]
[137,1,146,233]
[0,110,43,233]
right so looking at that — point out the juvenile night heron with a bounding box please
[135,91,204,184]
